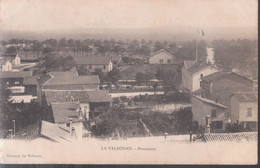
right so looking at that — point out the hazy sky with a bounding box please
[0,0,257,32]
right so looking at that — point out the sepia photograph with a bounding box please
[0,0,258,165]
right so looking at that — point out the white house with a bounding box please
[0,59,12,71]
[182,60,218,92]
[1,54,21,65]
[149,49,177,64]
[74,56,113,73]
[230,92,258,131]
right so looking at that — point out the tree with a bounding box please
[153,41,163,52]
[107,67,120,85]
[5,46,17,54]
[143,71,153,87]
[135,72,145,85]
[93,69,106,84]
[58,38,67,49]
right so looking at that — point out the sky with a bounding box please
[0,0,258,32]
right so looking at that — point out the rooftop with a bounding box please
[0,71,33,78]
[192,95,228,109]
[202,71,253,83]
[13,120,71,142]
[45,90,111,105]
[23,76,38,85]
[40,120,71,142]
[49,71,78,77]
[231,92,258,102]
[183,60,196,69]
[51,102,84,124]
[187,61,216,74]
[149,49,175,58]
[87,90,111,103]
[74,56,111,65]
[43,73,99,86]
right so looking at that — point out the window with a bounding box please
[211,110,217,118]
[167,59,171,63]
[103,65,106,70]
[89,65,92,69]
[200,74,203,78]
[159,60,163,64]
[66,123,70,127]
[247,108,252,117]
[15,81,19,85]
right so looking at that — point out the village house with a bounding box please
[191,71,255,132]
[230,92,258,131]
[148,49,178,64]
[41,71,100,91]
[37,71,100,105]
[1,53,21,65]
[0,58,12,71]
[13,120,89,142]
[43,90,111,121]
[200,71,254,111]
[74,56,113,73]
[0,71,38,103]
[50,102,85,140]
[191,95,228,132]
[182,60,219,92]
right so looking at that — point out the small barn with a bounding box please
[149,49,177,64]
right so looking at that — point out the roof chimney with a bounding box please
[71,127,77,141]
[69,118,73,133]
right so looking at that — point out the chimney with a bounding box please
[71,127,77,141]
[69,118,73,133]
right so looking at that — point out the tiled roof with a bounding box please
[232,92,258,102]
[49,71,78,77]
[51,102,85,124]
[13,120,71,142]
[45,90,111,105]
[45,90,90,104]
[203,71,253,83]
[187,62,216,74]
[0,71,33,78]
[74,56,111,65]
[87,90,111,102]
[23,76,38,85]
[149,49,175,58]
[184,60,196,69]
[192,95,228,109]
[36,74,52,86]
[204,132,257,142]
[40,120,71,142]
[43,74,99,86]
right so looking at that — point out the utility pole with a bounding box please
[12,120,15,136]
